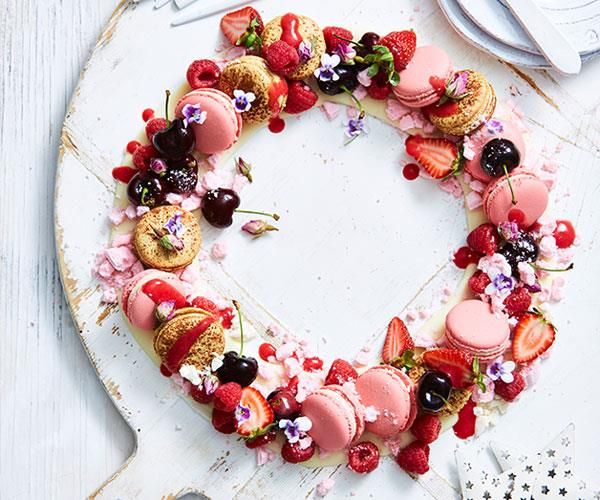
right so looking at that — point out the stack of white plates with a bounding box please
[437,0,600,68]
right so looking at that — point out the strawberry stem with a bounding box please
[233,300,244,355]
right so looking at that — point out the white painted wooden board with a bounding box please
[3,0,600,499]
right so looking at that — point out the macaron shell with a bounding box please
[465,119,527,183]
[126,271,187,331]
[355,365,415,438]
[302,386,359,451]
[175,88,241,155]
[445,300,510,361]
[483,173,549,227]
[393,46,453,108]
[121,268,160,316]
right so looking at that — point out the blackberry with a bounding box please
[499,232,538,275]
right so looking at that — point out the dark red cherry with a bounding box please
[215,351,258,387]
[417,371,452,412]
[201,188,241,228]
[127,172,165,207]
[152,118,196,160]
[480,138,520,177]
[267,389,301,419]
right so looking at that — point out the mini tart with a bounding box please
[133,206,201,271]
[429,70,497,136]
[219,55,288,123]
[261,14,326,81]
[153,307,225,372]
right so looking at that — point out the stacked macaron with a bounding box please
[355,365,417,438]
[175,88,242,155]
[301,385,365,452]
[121,269,188,331]
[445,300,510,362]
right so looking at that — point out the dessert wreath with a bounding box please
[95,7,578,478]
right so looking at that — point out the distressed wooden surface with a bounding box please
[3,0,600,499]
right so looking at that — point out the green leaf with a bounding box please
[388,71,400,86]
[363,54,376,64]
[373,45,388,54]
[367,63,380,77]
[380,52,393,63]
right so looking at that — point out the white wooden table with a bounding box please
[2,1,600,499]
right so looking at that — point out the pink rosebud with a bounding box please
[241,219,278,238]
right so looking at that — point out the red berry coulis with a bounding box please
[268,116,286,133]
[453,399,476,439]
[127,140,141,154]
[403,163,420,181]
[280,13,302,48]
[553,219,576,249]
[508,208,525,227]
[112,166,138,184]
[453,246,480,269]
[142,279,187,309]
[258,342,277,361]
[142,108,155,122]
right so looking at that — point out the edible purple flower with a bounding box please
[155,300,176,322]
[278,416,312,443]
[445,71,470,100]
[486,357,516,383]
[232,89,256,113]
[202,373,219,396]
[499,221,520,242]
[298,40,313,64]
[335,42,356,64]
[344,116,366,141]
[486,272,514,295]
[486,118,504,135]
[357,68,373,87]
[182,103,207,128]
[235,403,251,425]
[149,158,168,175]
[314,53,340,82]
[164,211,186,238]
[241,219,278,238]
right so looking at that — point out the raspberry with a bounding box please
[396,441,430,475]
[467,223,499,256]
[132,144,158,171]
[126,140,141,154]
[347,441,380,474]
[503,287,532,316]
[367,80,391,100]
[211,408,237,434]
[145,118,167,142]
[495,371,526,402]
[468,270,491,294]
[410,414,441,444]
[245,429,277,449]
[213,382,242,412]
[190,384,214,404]
[284,81,318,114]
[142,108,155,122]
[191,296,220,315]
[264,40,300,77]
[186,59,221,90]
[322,26,353,53]
[380,30,416,70]
[281,440,316,463]
[303,356,324,372]
[324,359,358,386]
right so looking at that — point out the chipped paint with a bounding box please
[501,62,559,111]
[97,303,117,326]
[105,379,123,400]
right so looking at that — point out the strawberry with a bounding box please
[382,317,414,364]
[410,414,441,444]
[236,386,274,436]
[467,223,499,256]
[322,26,353,53]
[405,135,460,179]
[396,441,430,475]
[324,359,358,386]
[220,6,264,49]
[503,287,532,316]
[422,348,476,389]
[429,76,447,97]
[284,81,318,114]
[494,371,526,402]
[512,311,556,363]
[468,270,491,295]
[347,441,380,474]
[379,30,417,70]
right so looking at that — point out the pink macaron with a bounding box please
[445,299,510,362]
[121,269,188,331]
[354,365,416,438]
[392,46,453,108]
[483,172,549,227]
[175,88,242,155]
[301,385,365,452]
[465,119,527,183]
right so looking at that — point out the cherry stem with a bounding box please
[234,209,280,221]
[333,33,362,48]
[531,262,574,273]
[431,391,450,405]
[503,164,517,205]
[232,300,244,355]
[164,89,171,127]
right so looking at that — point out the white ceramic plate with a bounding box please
[438,0,600,68]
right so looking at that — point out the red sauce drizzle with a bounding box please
[142,279,187,309]
[268,117,286,133]
[424,101,459,118]
[453,399,476,439]
[452,246,480,269]
[112,166,138,184]
[402,163,420,181]
[162,317,215,375]
[280,13,302,48]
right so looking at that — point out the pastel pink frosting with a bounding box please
[392,46,453,108]
[175,88,242,155]
[445,299,510,361]
[354,365,416,438]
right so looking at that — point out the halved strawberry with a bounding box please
[405,135,460,179]
[236,386,274,437]
[220,7,264,49]
[512,311,556,363]
[422,349,475,389]
[382,317,414,364]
